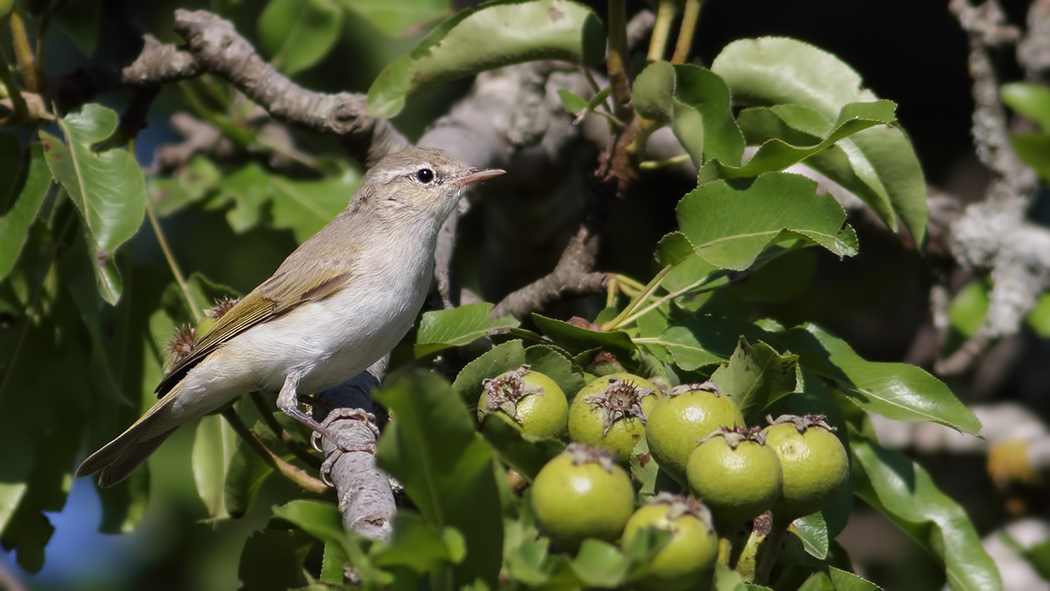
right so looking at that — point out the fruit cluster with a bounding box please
[477,366,851,589]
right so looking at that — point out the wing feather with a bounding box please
[155,260,355,397]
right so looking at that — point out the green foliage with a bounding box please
[0,141,50,280]
[334,0,450,37]
[367,0,606,117]
[40,104,146,303]
[415,302,520,356]
[709,338,799,424]
[375,372,504,587]
[851,437,1002,591]
[258,0,343,76]
[675,173,859,270]
[0,1,1004,590]
[1001,82,1050,183]
[633,62,744,168]
[711,37,928,243]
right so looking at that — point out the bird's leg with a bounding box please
[277,372,337,444]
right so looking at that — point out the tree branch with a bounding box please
[313,357,394,541]
[123,10,410,166]
[937,0,1046,376]
[491,223,608,320]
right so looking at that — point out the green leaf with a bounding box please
[628,436,679,499]
[657,316,773,365]
[712,101,897,181]
[147,155,222,216]
[633,61,676,123]
[676,172,858,270]
[635,325,724,370]
[711,37,879,126]
[1011,132,1050,182]
[814,126,927,244]
[1003,84,1050,180]
[209,163,359,244]
[828,566,884,591]
[0,504,53,573]
[224,431,275,519]
[558,87,611,122]
[1026,291,1050,338]
[58,237,123,404]
[568,539,630,588]
[948,280,990,339]
[374,371,503,587]
[259,0,343,75]
[558,89,590,114]
[503,520,553,585]
[451,340,527,408]
[710,337,799,423]
[1001,82,1050,131]
[269,169,360,242]
[192,414,237,519]
[320,540,349,585]
[239,529,310,591]
[652,231,729,308]
[0,143,51,281]
[730,100,911,235]
[54,0,101,56]
[415,302,520,357]
[367,0,606,117]
[335,0,450,37]
[714,562,748,591]
[851,437,1003,591]
[711,37,928,244]
[40,104,146,303]
[1011,534,1050,581]
[532,313,637,358]
[797,572,834,591]
[478,417,564,481]
[777,323,981,434]
[272,500,367,580]
[524,344,587,400]
[372,511,465,572]
[633,62,745,168]
[792,512,829,560]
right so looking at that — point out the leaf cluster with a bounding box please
[0,0,1004,590]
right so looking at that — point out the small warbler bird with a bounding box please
[77,147,504,487]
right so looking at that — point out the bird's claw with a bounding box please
[315,409,380,486]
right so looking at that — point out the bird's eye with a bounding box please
[416,168,435,183]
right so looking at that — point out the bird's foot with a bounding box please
[317,409,380,487]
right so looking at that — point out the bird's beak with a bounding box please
[452,167,505,186]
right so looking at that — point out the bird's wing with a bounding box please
[155,257,355,397]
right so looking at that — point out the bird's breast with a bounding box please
[231,229,436,393]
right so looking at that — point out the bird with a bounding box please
[76,147,504,487]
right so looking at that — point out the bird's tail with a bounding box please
[76,386,184,488]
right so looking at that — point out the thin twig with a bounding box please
[221,408,329,494]
[249,392,322,469]
[146,200,199,323]
[490,224,607,320]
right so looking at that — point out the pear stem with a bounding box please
[671,0,703,64]
[9,10,38,93]
[606,0,633,120]
[648,0,679,63]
